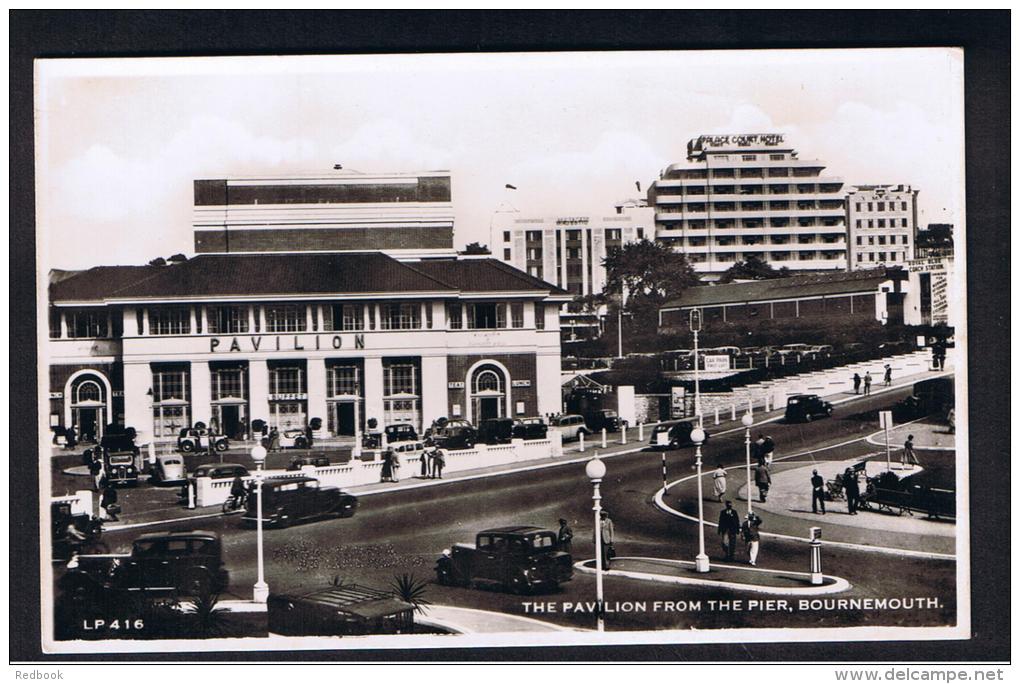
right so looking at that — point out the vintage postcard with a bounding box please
[36,49,967,653]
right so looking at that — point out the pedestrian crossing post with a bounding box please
[747,396,753,417]
[601,428,607,449]
[661,450,667,490]
[579,431,585,453]
[731,404,736,421]
[810,527,823,585]
[714,408,720,425]
[621,425,627,445]
[638,423,644,441]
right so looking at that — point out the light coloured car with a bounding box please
[549,414,591,442]
[152,454,186,484]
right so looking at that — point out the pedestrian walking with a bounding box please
[843,468,860,515]
[711,463,727,502]
[557,518,574,553]
[268,427,280,453]
[88,455,103,492]
[753,434,767,466]
[852,373,861,395]
[902,434,920,467]
[762,434,775,466]
[596,510,615,570]
[863,372,872,396]
[380,449,394,483]
[810,469,826,514]
[717,500,741,561]
[741,512,763,566]
[99,484,119,522]
[754,464,771,503]
[391,450,401,482]
[884,364,892,387]
[432,449,445,479]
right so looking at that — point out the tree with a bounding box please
[717,255,790,284]
[603,240,700,331]
[460,242,491,255]
[147,257,166,266]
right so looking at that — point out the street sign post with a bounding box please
[879,410,893,470]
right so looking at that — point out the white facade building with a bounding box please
[846,184,919,270]
[649,134,847,279]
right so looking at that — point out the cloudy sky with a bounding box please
[36,49,964,271]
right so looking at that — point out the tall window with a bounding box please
[510,302,524,329]
[384,364,417,396]
[325,303,364,331]
[535,303,545,330]
[265,304,307,332]
[67,310,109,338]
[49,310,62,338]
[328,365,361,397]
[211,366,246,401]
[76,381,102,404]
[207,305,249,334]
[448,303,463,330]
[380,302,421,330]
[269,366,305,395]
[383,361,421,429]
[152,366,190,438]
[149,307,191,336]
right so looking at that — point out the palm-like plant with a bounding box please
[389,573,431,614]
[188,590,229,637]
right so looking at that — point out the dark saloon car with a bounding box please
[512,417,548,440]
[784,394,834,423]
[384,423,418,444]
[435,526,573,594]
[241,476,358,528]
[190,463,249,481]
[426,418,477,450]
[648,421,710,449]
[477,417,515,445]
[61,530,229,598]
[587,409,626,433]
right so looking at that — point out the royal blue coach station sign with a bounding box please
[209,333,365,353]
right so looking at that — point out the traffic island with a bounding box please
[574,557,850,596]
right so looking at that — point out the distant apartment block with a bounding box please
[193,171,457,259]
[846,185,919,270]
[649,134,847,279]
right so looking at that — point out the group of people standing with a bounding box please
[717,501,763,566]
[418,448,446,480]
[852,364,895,395]
[709,433,775,505]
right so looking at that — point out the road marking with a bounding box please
[574,556,852,596]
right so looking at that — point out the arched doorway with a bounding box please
[470,365,507,422]
[70,378,106,443]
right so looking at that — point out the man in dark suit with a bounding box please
[717,501,741,561]
[811,469,826,514]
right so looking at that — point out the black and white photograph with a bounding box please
[29,41,979,656]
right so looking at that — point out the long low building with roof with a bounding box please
[47,252,569,445]
[658,266,917,332]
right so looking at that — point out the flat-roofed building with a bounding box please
[846,184,919,270]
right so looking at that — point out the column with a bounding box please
[59,312,68,338]
[200,305,208,334]
[189,307,198,336]
[248,306,256,333]
[523,299,537,328]
[420,356,448,429]
[191,361,212,427]
[305,305,314,332]
[123,363,151,439]
[306,358,328,429]
[431,300,447,329]
[122,307,138,336]
[536,352,562,416]
[249,359,271,426]
[142,308,150,335]
[363,357,385,426]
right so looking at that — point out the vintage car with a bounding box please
[60,530,230,599]
[190,463,250,481]
[241,476,358,528]
[177,427,229,453]
[388,439,426,466]
[151,454,187,484]
[512,417,548,440]
[435,526,573,594]
[100,433,142,487]
[384,423,419,444]
[476,418,515,445]
[784,394,834,423]
[649,421,710,449]
[425,418,477,450]
[586,409,626,433]
[51,500,105,561]
[277,428,310,449]
[549,414,591,442]
[286,454,332,471]
[268,585,414,636]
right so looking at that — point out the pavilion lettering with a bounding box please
[210,334,365,353]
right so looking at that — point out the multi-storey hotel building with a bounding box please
[491,201,654,338]
[649,134,847,279]
[846,184,919,270]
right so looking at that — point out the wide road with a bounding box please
[90,386,958,632]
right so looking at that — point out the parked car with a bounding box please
[51,500,105,562]
[286,454,331,471]
[61,530,229,599]
[384,423,419,444]
[809,344,834,356]
[435,526,573,594]
[784,394,834,423]
[388,440,426,465]
[268,585,414,636]
[706,346,741,356]
[100,432,141,487]
[549,414,591,442]
[152,454,186,484]
[648,421,710,449]
[241,476,358,528]
[190,463,249,481]
[426,418,477,450]
[477,417,515,445]
[277,428,310,449]
[512,417,548,440]
[586,409,626,433]
[177,427,229,453]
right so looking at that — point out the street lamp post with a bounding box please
[689,309,702,426]
[691,426,709,573]
[742,412,755,517]
[585,456,607,632]
[251,444,269,603]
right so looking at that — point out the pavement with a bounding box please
[866,417,956,451]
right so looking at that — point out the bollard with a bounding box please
[809,526,823,585]
[747,397,753,417]
[638,423,644,441]
[731,404,736,421]
[714,408,720,425]
[601,428,607,449]
[579,431,585,453]
[188,480,196,509]
[621,425,627,445]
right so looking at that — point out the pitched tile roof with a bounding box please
[49,253,564,303]
[662,267,903,310]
